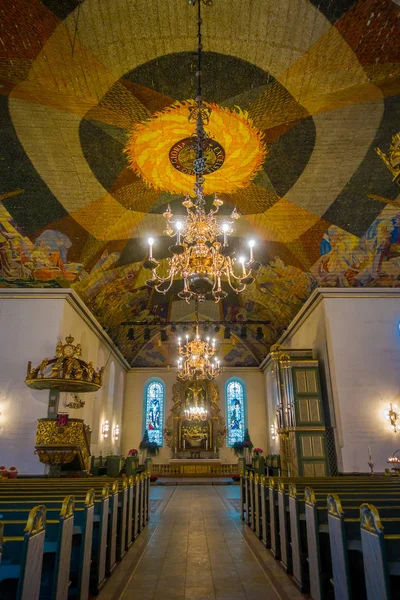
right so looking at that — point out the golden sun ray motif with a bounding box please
[124,101,267,196]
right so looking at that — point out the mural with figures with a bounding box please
[0,0,399,366]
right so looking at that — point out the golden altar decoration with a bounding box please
[35,417,91,472]
[25,335,104,393]
[164,379,226,452]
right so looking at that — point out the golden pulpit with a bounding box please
[35,417,91,473]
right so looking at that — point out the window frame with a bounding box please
[143,377,165,447]
[225,377,247,447]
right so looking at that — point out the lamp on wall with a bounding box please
[270,424,277,441]
[113,424,120,442]
[102,420,110,439]
[386,403,399,433]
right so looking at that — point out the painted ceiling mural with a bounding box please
[0,0,399,367]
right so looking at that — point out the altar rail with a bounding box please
[151,463,238,477]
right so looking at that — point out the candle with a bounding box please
[206,439,208,451]
[248,240,255,262]
[368,446,372,462]
[148,237,154,259]
[183,439,186,449]
[222,223,229,246]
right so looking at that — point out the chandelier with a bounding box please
[177,302,221,380]
[184,406,209,421]
[144,0,260,304]
[177,325,221,381]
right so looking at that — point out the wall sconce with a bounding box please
[102,420,110,439]
[271,424,277,441]
[386,403,399,433]
[113,424,120,442]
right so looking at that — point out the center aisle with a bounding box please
[98,485,306,600]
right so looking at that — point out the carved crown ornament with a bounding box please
[25,335,104,393]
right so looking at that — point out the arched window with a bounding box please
[144,379,165,446]
[226,379,246,446]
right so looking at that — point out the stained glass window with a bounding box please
[144,380,164,446]
[226,380,245,446]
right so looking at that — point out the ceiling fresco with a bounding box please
[0,0,399,367]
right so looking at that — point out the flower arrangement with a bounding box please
[7,466,18,479]
[253,448,263,456]
[139,430,160,456]
[128,449,138,456]
[231,473,241,482]
[232,429,253,457]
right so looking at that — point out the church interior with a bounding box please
[0,0,400,599]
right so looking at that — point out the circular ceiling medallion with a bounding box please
[124,100,267,196]
[169,137,225,175]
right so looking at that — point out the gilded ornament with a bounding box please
[327,494,343,517]
[375,132,400,185]
[360,504,384,534]
[26,335,104,393]
[35,417,91,472]
[24,505,46,535]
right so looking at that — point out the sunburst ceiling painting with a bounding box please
[0,0,399,367]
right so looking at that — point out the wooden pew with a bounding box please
[1,496,74,600]
[0,505,46,600]
[260,475,271,548]
[360,504,400,600]
[0,486,110,595]
[269,478,281,559]
[326,495,400,600]
[0,490,95,600]
[305,486,400,600]
[277,480,292,573]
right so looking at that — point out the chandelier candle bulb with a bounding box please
[176,221,183,243]
[148,238,154,259]
[248,240,255,262]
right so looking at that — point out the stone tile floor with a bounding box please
[97,485,307,600]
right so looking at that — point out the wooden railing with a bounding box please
[151,463,238,477]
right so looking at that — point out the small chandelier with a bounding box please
[184,406,209,421]
[144,0,260,303]
[177,302,221,381]
[177,324,221,381]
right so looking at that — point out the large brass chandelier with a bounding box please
[144,0,260,304]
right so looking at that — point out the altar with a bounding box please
[164,379,227,470]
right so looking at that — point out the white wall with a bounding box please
[0,290,129,473]
[324,294,400,473]
[0,295,65,473]
[58,298,127,457]
[265,289,400,474]
[122,368,268,464]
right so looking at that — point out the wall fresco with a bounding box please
[0,0,399,366]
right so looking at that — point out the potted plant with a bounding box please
[139,431,160,459]
[128,448,138,456]
[242,429,253,464]
[126,448,139,475]
[8,466,18,479]
[253,448,263,456]
[231,473,241,482]
[232,441,244,457]
[0,466,8,479]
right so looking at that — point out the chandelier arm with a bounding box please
[154,273,176,295]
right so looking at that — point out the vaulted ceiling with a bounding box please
[0,0,399,367]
